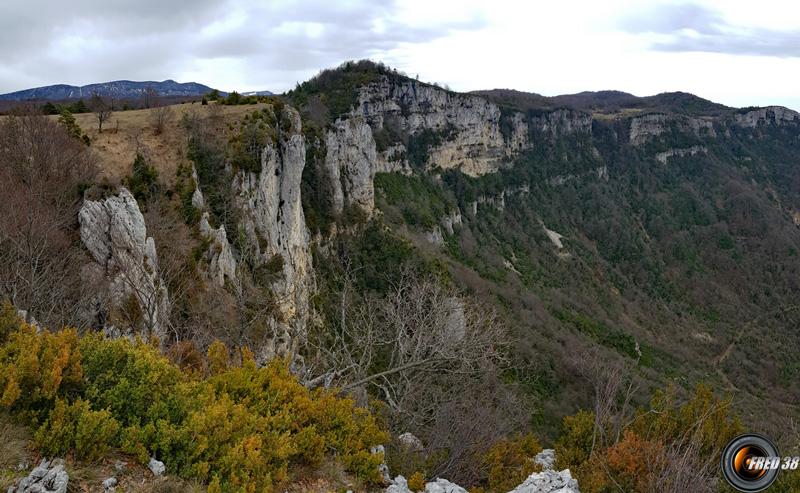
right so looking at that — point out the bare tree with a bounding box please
[90,92,113,133]
[304,267,509,418]
[150,105,174,135]
[141,87,159,109]
[0,112,98,328]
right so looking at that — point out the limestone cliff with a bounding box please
[78,187,169,340]
[628,113,716,146]
[189,165,238,288]
[322,75,595,215]
[733,106,800,128]
[199,212,237,288]
[356,77,537,175]
[232,107,312,362]
[324,116,379,214]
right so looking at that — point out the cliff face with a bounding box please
[78,187,169,340]
[324,116,379,214]
[320,76,595,215]
[232,107,312,362]
[628,113,716,146]
[354,77,530,176]
[734,106,800,128]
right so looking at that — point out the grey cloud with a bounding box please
[191,0,486,85]
[0,0,486,93]
[619,3,800,58]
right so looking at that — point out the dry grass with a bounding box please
[66,102,267,185]
[0,414,206,493]
[0,413,32,490]
[127,476,206,493]
[278,459,366,493]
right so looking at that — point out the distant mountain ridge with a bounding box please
[0,79,220,101]
[470,88,733,116]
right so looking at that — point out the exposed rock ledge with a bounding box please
[79,187,169,340]
[232,107,312,363]
[655,145,707,164]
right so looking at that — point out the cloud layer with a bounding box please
[619,3,800,58]
[0,0,485,93]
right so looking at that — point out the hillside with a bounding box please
[2,60,800,492]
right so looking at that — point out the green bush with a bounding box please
[34,398,120,460]
[124,153,159,205]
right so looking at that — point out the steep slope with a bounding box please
[291,61,800,432]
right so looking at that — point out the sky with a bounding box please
[1,0,799,109]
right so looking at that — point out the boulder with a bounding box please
[102,477,117,492]
[397,432,424,452]
[10,458,68,493]
[508,469,580,493]
[424,478,468,493]
[148,458,165,476]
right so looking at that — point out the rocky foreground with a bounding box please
[385,449,579,493]
[8,450,579,493]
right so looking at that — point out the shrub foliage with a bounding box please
[0,320,387,492]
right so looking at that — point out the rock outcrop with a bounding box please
[9,458,68,493]
[655,145,707,164]
[325,116,378,213]
[353,77,532,177]
[734,106,800,128]
[508,469,579,493]
[628,113,715,146]
[199,213,237,288]
[79,187,169,340]
[233,107,312,362]
[387,476,467,493]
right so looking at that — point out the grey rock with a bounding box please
[424,478,467,493]
[371,445,391,483]
[629,113,715,147]
[10,459,68,493]
[102,477,117,492]
[508,469,579,493]
[385,476,468,493]
[79,187,169,340]
[397,432,424,452]
[232,107,311,364]
[425,227,444,246]
[199,213,237,287]
[386,476,410,493]
[148,458,165,476]
[734,106,800,128]
[534,449,556,470]
[325,116,377,214]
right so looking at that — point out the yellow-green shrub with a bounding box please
[0,322,388,492]
[483,433,542,493]
[0,323,82,421]
[407,471,426,491]
[34,398,120,460]
[554,409,595,471]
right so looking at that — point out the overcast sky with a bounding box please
[1,0,799,109]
